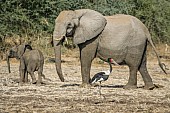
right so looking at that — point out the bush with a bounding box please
[0,0,169,56]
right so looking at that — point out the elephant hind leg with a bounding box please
[139,55,154,90]
[78,41,97,87]
[20,69,25,83]
[124,66,138,89]
[37,71,43,85]
[27,71,36,84]
[124,51,143,89]
[24,71,28,83]
[37,64,44,85]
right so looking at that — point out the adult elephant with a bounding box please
[53,9,166,89]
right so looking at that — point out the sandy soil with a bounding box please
[1,48,170,113]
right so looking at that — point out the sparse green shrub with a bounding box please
[0,0,169,59]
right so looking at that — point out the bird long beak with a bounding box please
[110,58,119,66]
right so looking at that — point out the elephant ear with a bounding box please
[17,44,32,59]
[73,9,107,44]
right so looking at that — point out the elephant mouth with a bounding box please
[66,30,74,37]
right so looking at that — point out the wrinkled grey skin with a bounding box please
[7,44,45,84]
[53,9,167,89]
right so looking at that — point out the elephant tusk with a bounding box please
[53,36,65,46]
[65,37,68,45]
[54,36,68,44]
[54,36,69,46]
[54,37,63,41]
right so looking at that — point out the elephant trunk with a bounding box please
[6,54,11,73]
[53,39,65,82]
[53,21,68,82]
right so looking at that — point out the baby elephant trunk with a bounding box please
[6,53,11,73]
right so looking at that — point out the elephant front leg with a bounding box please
[24,71,28,83]
[80,54,94,87]
[79,43,97,88]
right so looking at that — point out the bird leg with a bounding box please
[98,81,102,96]
[98,82,106,100]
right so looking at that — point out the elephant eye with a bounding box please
[67,22,73,28]
[67,22,71,26]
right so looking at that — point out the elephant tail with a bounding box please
[146,31,168,74]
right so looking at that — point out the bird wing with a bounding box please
[91,72,105,83]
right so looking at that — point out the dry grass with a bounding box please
[1,46,170,113]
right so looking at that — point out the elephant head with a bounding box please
[53,9,107,82]
[6,44,32,73]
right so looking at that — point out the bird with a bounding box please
[91,58,114,96]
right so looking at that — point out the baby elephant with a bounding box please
[7,43,45,84]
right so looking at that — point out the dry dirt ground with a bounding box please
[1,48,170,113]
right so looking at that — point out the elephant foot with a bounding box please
[32,80,37,84]
[123,84,137,90]
[15,79,20,83]
[19,82,24,86]
[24,80,29,83]
[36,81,46,85]
[36,82,41,85]
[144,83,155,90]
[79,83,91,88]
